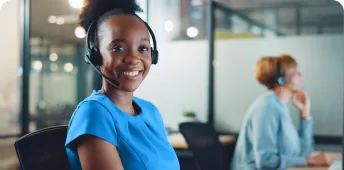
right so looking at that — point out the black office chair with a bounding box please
[14,125,70,170]
[179,122,229,170]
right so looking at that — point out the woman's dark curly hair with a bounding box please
[79,0,143,32]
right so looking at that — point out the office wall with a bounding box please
[214,35,344,136]
[135,35,344,136]
[0,0,20,135]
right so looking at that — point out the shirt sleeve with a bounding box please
[299,118,314,156]
[65,100,118,152]
[251,104,307,170]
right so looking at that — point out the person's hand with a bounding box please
[307,152,332,166]
[292,90,311,119]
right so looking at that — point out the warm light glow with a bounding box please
[49,53,58,61]
[0,0,10,10]
[64,63,74,72]
[32,60,43,71]
[68,0,83,9]
[164,20,174,32]
[186,27,198,38]
[56,17,64,25]
[48,16,57,23]
[50,63,58,72]
[74,26,86,39]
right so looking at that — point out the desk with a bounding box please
[287,152,342,170]
[168,133,236,149]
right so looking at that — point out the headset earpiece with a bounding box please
[277,77,286,85]
[90,47,102,66]
[85,47,102,66]
[151,48,159,65]
[276,60,286,85]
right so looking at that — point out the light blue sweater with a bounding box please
[231,91,314,170]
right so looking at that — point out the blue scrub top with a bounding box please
[65,90,180,170]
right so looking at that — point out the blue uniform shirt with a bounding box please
[65,90,180,170]
[231,91,314,170]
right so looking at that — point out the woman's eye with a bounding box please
[113,46,125,51]
[139,46,149,52]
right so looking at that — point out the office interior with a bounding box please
[0,0,343,169]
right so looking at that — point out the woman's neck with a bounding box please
[273,86,291,104]
[100,83,135,115]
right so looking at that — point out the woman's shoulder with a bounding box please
[132,96,165,124]
[74,91,108,112]
[248,92,285,119]
[70,90,122,123]
[132,96,158,112]
[252,91,283,108]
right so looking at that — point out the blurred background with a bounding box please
[0,0,343,169]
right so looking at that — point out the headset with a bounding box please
[276,60,287,85]
[84,9,159,87]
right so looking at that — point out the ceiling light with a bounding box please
[0,0,10,10]
[32,60,43,71]
[64,63,74,72]
[186,27,199,38]
[56,17,64,25]
[49,53,58,61]
[164,20,174,32]
[68,0,83,9]
[48,16,57,23]
[74,26,86,39]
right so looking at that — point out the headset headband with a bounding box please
[85,9,158,54]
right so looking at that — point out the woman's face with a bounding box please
[286,67,303,90]
[98,14,152,92]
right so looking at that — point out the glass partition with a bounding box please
[29,0,91,131]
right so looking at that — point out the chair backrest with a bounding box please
[14,125,70,170]
[179,122,228,170]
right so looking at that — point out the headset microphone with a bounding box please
[85,56,121,86]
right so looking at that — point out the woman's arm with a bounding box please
[292,91,314,156]
[65,101,122,170]
[299,117,314,156]
[76,135,124,170]
[252,105,307,169]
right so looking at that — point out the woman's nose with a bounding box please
[124,51,140,64]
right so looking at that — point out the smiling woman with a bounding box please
[64,0,180,170]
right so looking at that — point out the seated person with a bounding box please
[64,0,180,169]
[231,54,331,170]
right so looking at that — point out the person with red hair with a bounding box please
[231,54,332,170]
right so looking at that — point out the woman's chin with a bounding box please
[119,82,142,92]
